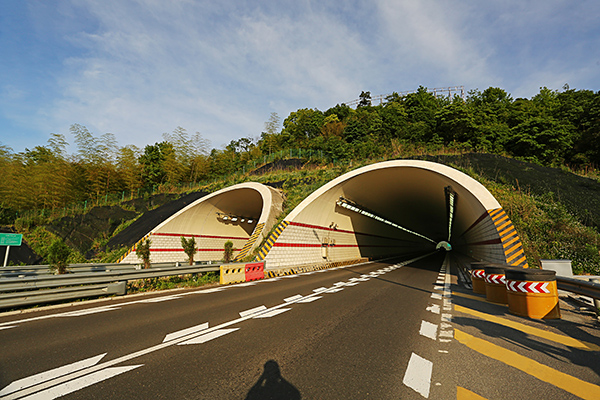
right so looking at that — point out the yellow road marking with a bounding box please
[452,291,496,303]
[457,387,487,400]
[454,304,600,351]
[455,329,600,400]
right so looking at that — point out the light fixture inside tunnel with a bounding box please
[336,197,437,245]
[444,186,457,242]
[216,212,257,224]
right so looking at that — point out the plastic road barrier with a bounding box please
[484,265,512,304]
[470,262,488,294]
[245,262,265,282]
[220,265,246,285]
[506,268,560,319]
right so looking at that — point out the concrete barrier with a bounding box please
[245,262,265,282]
[506,268,560,319]
[220,265,246,285]
[484,265,511,304]
[470,262,488,295]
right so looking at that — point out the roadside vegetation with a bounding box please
[1,85,599,276]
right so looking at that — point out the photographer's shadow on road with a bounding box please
[245,360,301,400]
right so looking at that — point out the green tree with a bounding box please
[136,238,152,269]
[223,240,234,263]
[47,239,71,275]
[181,236,197,265]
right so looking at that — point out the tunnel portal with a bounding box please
[257,160,527,269]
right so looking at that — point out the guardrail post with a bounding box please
[591,278,600,316]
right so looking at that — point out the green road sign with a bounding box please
[0,233,22,246]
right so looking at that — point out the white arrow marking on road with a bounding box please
[20,365,143,400]
[284,295,303,302]
[254,308,291,318]
[297,296,322,303]
[178,328,239,345]
[403,352,432,398]
[239,305,267,318]
[0,353,107,396]
[163,322,209,343]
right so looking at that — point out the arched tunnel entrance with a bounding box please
[258,160,528,269]
[120,182,283,263]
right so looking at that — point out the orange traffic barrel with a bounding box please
[505,269,560,319]
[484,265,514,304]
[470,262,487,295]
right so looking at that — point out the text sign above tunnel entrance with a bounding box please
[0,233,22,247]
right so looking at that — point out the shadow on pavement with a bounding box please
[245,360,301,400]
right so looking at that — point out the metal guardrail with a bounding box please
[556,276,600,300]
[0,263,231,310]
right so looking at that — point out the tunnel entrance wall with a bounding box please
[257,160,528,269]
[120,183,283,264]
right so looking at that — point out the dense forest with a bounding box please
[1,85,600,221]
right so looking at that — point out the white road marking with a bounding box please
[21,365,143,400]
[254,308,291,318]
[430,293,442,300]
[57,307,121,317]
[233,282,257,287]
[137,296,182,303]
[433,285,444,291]
[284,295,303,302]
[0,326,16,330]
[419,321,438,340]
[163,322,209,343]
[327,288,344,293]
[344,282,360,286]
[178,328,239,345]
[426,304,440,314]
[239,305,267,318]
[0,353,107,397]
[403,352,433,398]
[297,296,322,303]
[313,287,329,293]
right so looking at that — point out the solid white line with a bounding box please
[57,307,121,317]
[419,320,438,341]
[403,352,433,398]
[178,328,239,345]
[163,322,209,343]
[0,326,16,330]
[21,365,143,400]
[239,305,267,318]
[0,353,107,396]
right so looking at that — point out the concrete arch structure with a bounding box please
[120,182,283,264]
[258,160,527,269]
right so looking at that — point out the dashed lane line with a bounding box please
[403,352,433,398]
[455,328,600,400]
[454,304,600,351]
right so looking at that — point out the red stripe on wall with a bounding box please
[152,232,248,240]
[150,248,241,252]
[287,221,410,242]
[272,242,413,249]
[467,238,503,246]
[459,211,489,237]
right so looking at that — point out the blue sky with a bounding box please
[1,0,599,154]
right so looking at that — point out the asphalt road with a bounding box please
[1,253,599,399]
